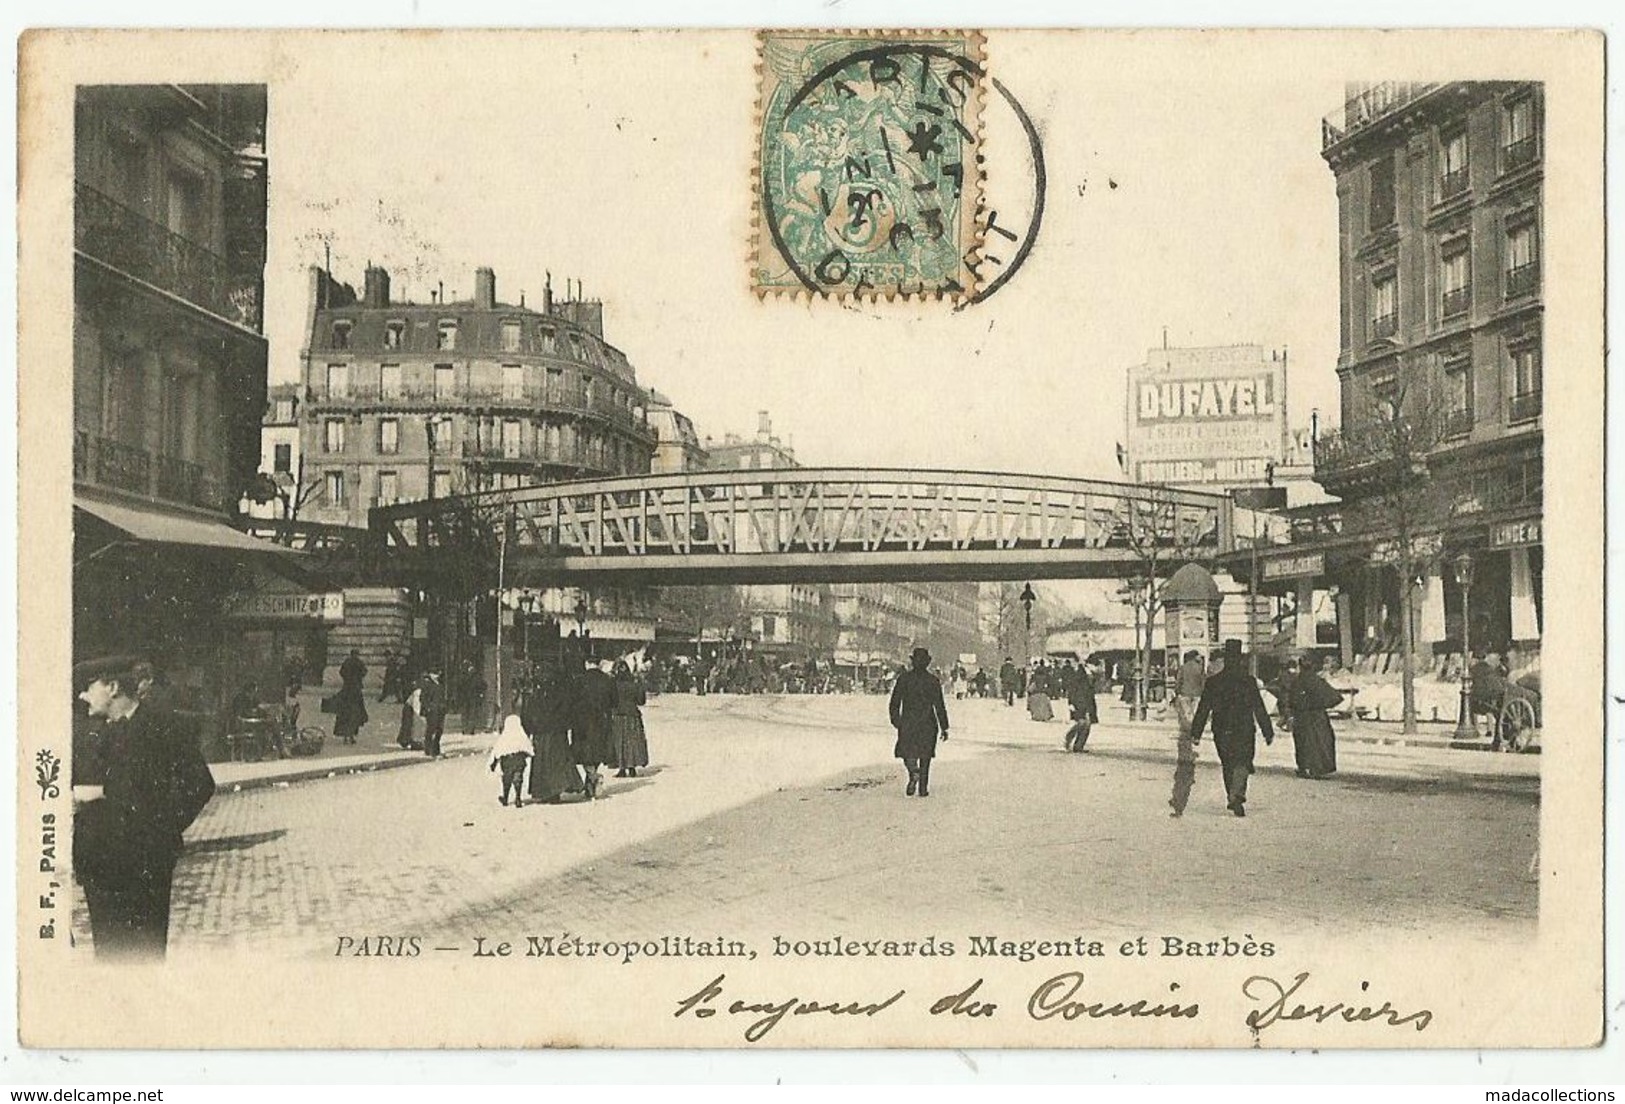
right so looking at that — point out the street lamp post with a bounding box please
[574,592,590,660]
[1452,551,1476,739]
[1127,576,1148,721]
[1019,583,1037,674]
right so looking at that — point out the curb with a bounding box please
[217,744,484,794]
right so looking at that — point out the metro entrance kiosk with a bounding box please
[1161,563,1223,676]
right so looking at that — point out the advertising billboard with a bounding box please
[1124,345,1288,489]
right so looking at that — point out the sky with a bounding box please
[260,32,1347,623]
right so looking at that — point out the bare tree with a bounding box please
[246,456,326,545]
[1114,489,1215,718]
[1337,378,1457,734]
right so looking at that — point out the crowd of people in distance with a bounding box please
[484,655,652,808]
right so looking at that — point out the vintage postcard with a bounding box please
[15,28,1603,1049]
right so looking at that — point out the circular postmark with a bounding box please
[756,35,1044,304]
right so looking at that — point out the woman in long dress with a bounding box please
[333,649,369,744]
[609,661,649,778]
[1290,654,1342,779]
[522,667,583,804]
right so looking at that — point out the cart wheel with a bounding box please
[1499,698,1538,753]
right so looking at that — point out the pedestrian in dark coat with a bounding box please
[73,657,216,960]
[333,649,368,743]
[999,657,1018,706]
[418,671,448,758]
[1290,654,1341,779]
[889,647,950,797]
[1188,639,1275,816]
[573,661,618,798]
[1065,662,1099,751]
[522,667,583,803]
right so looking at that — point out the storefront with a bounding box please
[73,494,312,755]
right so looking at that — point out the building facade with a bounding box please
[647,389,710,474]
[294,265,657,528]
[73,84,289,749]
[1259,82,1543,665]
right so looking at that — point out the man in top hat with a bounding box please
[889,646,950,797]
[1188,639,1275,817]
[72,655,216,959]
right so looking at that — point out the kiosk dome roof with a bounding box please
[1162,563,1222,603]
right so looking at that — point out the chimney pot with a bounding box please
[363,265,391,308]
[475,267,496,309]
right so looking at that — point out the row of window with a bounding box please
[318,414,645,464]
[1367,92,1538,231]
[330,317,617,366]
[320,361,641,413]
[321,464,626,509]
[1367,221,1537,339]
[1365,339,1541,437]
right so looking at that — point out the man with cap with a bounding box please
[1188,639,1275,817]
[889,647,950,797]
[73,655,215,959]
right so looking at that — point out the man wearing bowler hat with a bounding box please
[73,655,216,959]
[1188,639,1275,817]
[889,646,950,797]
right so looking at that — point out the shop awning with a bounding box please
[74,495,303,560]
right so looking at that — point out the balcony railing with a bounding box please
[74,430,150,497]
[1506,262,1539,299]
[74,429,230,512]
[155,453,227,511]
[1508,391,1542,423]
[1443,409,1474,439]
[1321,82,1440,150]
[74,183,262,331]
[1371,313,1398,340]
[1439,168,1469,199]
[1441,285,1472,318]
[1503,135,1538,172]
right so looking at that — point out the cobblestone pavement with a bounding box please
[140,694,1538,959]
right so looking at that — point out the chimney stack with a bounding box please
[757,411,772,440]
[363,265,391,308]
[475,267,497,309]
[543,271,553,314]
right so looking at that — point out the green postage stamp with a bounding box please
[754,30,987,300]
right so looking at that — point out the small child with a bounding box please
[487,714,534,808]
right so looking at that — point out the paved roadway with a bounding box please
[137,694,1538,959]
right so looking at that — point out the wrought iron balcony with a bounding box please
[1503,135,1538,172]
[1439,168,1469,200]
[1371,312,1399,340]
[1441,285,1472,319]
[74,430,150,497]
[74,429,230,512]
[74,183,262,331]
[1321,82,1440,151]
[1508,391,1542,423]
[1505,262,1539,299]
[156,453,228,511]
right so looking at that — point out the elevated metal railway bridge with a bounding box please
[361,468,1236,590]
